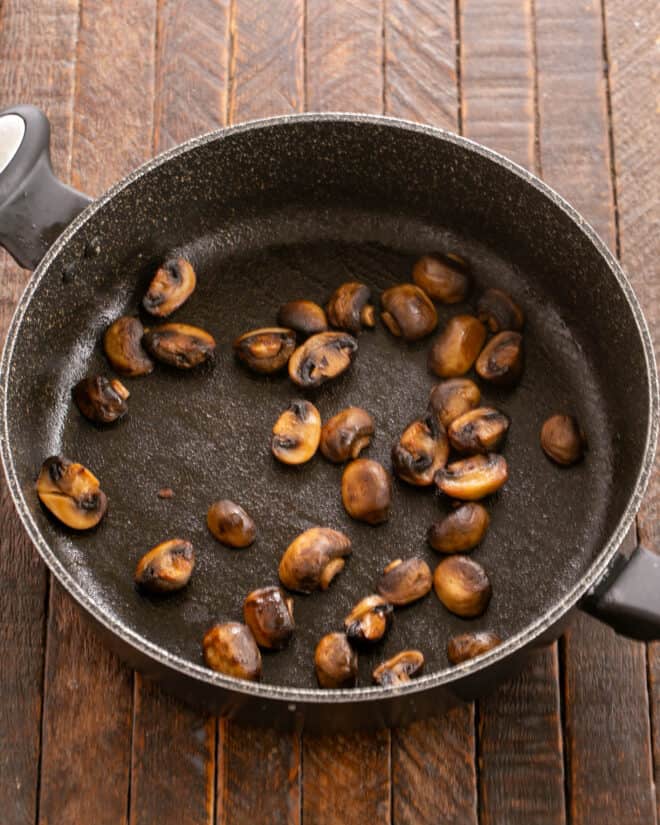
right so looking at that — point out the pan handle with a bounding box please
[0,104,91,270]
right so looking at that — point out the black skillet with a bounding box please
[0,105,657,732]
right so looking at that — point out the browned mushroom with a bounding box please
[36,456,108,530]
[428,503,490,553]
[103,316,154,377]
[433,556,491,617]
[412,254,469,304]
[288,331,358,388]
[233,327,296,374]
[143,323,216,369]
[428,315,486,377]
[381,284,438,341]
[377,557,433,606]
[320,406,375,464]
[435,453,508,500]
[277,300,328,337]
[207,499,256,548]
[143,258,197,317]
[372,650,424,686]
[447,631,502,664]
[475,331,523,386]
[477,288,524,333]
[427,378,481,428]
[279,527,352,593]
[344,595,393,644]
[540,414,586,465]
[243,586,295,649]
[391,413,449,486]
[202,622,262,681]
[271,400,321,465]
[72,376,129,424]
[448,407,510,454]
[314,632,358,688]
[341,458,392,524]
[326,282,375,334]
[135,538,195,593]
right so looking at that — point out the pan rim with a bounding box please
[1,112,657,705]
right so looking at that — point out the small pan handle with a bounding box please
[0,104,91,270]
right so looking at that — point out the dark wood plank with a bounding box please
[0,2,80,824]
[38,2,157,824]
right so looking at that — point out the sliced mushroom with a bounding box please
[391,413,449,486]
[428,315,486,377]
[428,503,490,553]
[447,631,502,664]
[143,258,197,317]
[207,499,256,548]
[320,406,375,463]
[36,456,107,530]
[202,622,262,681]
[381,284,438,341]
[475,331,523,386]
[134,538,195,593]
[344,595,393,645]
[412,254,469,304]
[427,378,481,428]
[277,300,328,337]
[341,458,392,525]
[377,557,432,606]
[477,288,524,333]
[372,650,424,686]
[448,407,510,454]
[433,556,491,617]
[103,316,154,377]
[271,400,321,465]
[243,586,295,650]
[326,282,375,334]
[279,527,352,593]
[233,327,296,374]
[288,331,358,388]
[315,632,358,688]
[72,376,129,424]
[541,414,586,466]
[143,323,216,369]
[435,453,507,500]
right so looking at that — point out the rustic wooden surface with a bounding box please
[0,1,657,823]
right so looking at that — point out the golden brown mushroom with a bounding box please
[314,632,358,688]
[326,282,375,334]
[279,527,352,593]
[243,586,295,649]
[475,331,523,386]
[447,407,510,454]
[103,316,154,377]
[427,378,481,428]
[135,538,195,593]
[72,376,129,425]
[427,503,490,553]
[428,315,486,377]
[372,650,424,686]
[341,458,392,524]
[320,406,375,464]
[447,631,502,664]
[233,327,297,374]
[412,254,469,304]
[377,558,433,606]
[36,456,107,530]
[277,300,328,337]
[540,414,586,465]
[381,284,438,341]
[271,400,322,465]
[202,622,262,681]
[433,556,491,617]
[435,453,508,500]
[143,323,216,369]
[391,413,449,486]
[288,331,358,388]
[477,288,524,333]
[207,500,256,548]
[143,258,197,317]
[344,595,393,645]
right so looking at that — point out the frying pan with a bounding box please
[0,104,657,732]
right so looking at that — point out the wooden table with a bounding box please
[1,1,657,823]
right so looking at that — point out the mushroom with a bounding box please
[435,453,508,500]
[344,595,393,645]
[103,316,154,377]
[433,556,491,617]
[233,327,296,374]
[377,557,432,606]
[271,400,322,465]
[243,586,295,650]
[207,500,256,548]
[36,456,108,530]
[314,632,358,688]
[447,631,502,664]
[381,284,438,341]
[475,331,523,386]
[428,315,486,377]
[341,458,392,524]
[320,406,375,464]
[72,376,129,424]
[391,413,449,486]
[477,288,524,333]
[412,254,469,304]
[202,622,262,681]
[134,538,195,593]
[541,414,586,466]
[326,282,375,334]
[428,503,490,553]
[448,407,510,454]
[142,257,197,317]
[372,650,424,686]
[288,331,358,388]
[143,323,216,369]
[427,378,481,428]
[277,300,328,337]
[279,527,352,593]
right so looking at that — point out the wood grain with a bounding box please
[0,2,80,824]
